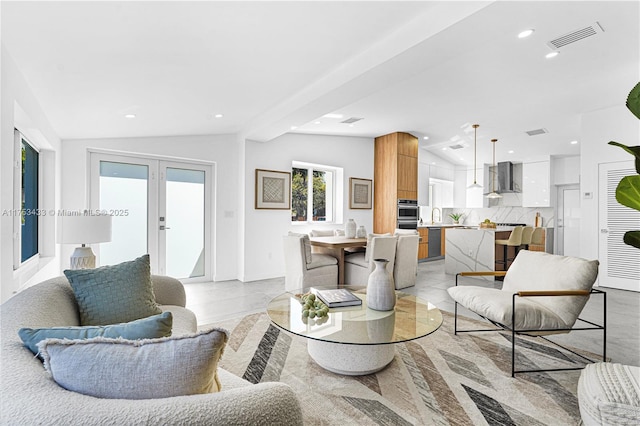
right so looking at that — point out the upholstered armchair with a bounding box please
[447,250,604,376]
[393,234,420,289]
[283,234,338,291]
[344,236,397,286]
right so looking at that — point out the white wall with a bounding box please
[60,134,240,281]
[581,104,640,262]
[1,46,62,302]
[552,156,580,185]
[243,133,374,281]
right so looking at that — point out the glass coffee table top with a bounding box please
[266,286,443,345]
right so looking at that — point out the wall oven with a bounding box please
[397,199,418,229]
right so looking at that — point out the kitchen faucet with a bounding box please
[431,207,441,224]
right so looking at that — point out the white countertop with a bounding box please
[418,224,463,228]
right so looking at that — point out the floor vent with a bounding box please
[526,128,548,136]
[547,22,604,50]
[341,117,363,124]
[449,144,465,150]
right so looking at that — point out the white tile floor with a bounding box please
[184,259,640,366]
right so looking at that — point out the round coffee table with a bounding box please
[266,286,443,375]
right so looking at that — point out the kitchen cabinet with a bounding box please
[418,228,429,260]
[522,161,551,207]
[374,132,418,234]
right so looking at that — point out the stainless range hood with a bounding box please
[493,161,522,193]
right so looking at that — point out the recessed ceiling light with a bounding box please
[124,114,136,119]
[508,150,514,154]
[323,113,344,119]
[546,51,559,59]
[570,140,578,145]
[442,147,447,151]
[214,114,223,118]
[290,126,298,130]
[518,29,535,39]
[459,157,464,161]
[431,162,436,165]
[423,136,429,140]
[314,121,321,125]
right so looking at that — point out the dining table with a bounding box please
[308,236,367,286]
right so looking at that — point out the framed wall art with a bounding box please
[349,177,372,209]
[255,169,291,210]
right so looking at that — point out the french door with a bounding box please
[90,152,213,281]
[556,184,580,256]
[598,161,640,291]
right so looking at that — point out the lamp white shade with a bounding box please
[57,214,112,244]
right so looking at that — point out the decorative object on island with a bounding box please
[345,218,357,238]
[367,258,396,311]
[486,138,503,199]
[57,213,112,269]
[534,212,542,227]
[255,169,291,210]
[479,218,496,228]
[356,225,367,238]
[608,81,640,249]
[468,124,483,189]
[449,213,464,224]
[349,177,373,209]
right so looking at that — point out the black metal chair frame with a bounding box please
[453,272,606,377]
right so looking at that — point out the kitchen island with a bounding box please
[444,227,514,280]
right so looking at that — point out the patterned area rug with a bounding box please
[209,311,594,425]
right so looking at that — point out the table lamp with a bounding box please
[57,214,112,269]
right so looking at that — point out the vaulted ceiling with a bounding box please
[2,1,638,167]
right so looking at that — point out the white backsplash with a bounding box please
[434,206,555,227]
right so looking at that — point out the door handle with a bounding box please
[159,226,172,230]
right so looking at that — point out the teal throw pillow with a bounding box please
[19,311,173,355]
[64,254,162,326]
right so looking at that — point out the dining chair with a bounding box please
[344,236,397,286]
[393,235,420,289]
[283,233,338,291]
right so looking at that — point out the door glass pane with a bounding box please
[99,161,148,265]
[165,168,205,278]
[312,170,328,221]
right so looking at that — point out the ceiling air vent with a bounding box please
[525,128,548,136]
[448,144,464,150]
[340,117,363,124]
[547,22,604,50]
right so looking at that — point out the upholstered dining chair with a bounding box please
[283,233,338,291]
[393,235,420,289]
[448,250,605,377]
[344,235,397,285]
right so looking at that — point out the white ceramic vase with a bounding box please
[345,218,357,238]
[356,225,367,238]
[366,259,396,311]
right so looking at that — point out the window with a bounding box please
[18,131,39,263]
[291,162,337,223]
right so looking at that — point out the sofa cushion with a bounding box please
[64,254,162,325]
[38,327,229,399]
[18,311,173,355]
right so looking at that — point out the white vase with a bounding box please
[366,259,396,311]
[345,219,357,238]
[356,225,367,238]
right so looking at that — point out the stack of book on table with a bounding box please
[313,288,362,308]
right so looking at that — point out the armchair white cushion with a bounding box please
[393,235,420,289]
[344,236,397,286]
[283,234,337,291]
[448,250,599,333]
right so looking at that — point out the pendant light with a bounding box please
[467,124,483,189]
[486,138,503,199]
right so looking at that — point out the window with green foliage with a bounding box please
[20,134,39,262]
[291,162,336,223]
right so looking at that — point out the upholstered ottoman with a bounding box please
[578,362,640,425]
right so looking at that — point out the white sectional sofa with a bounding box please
[0,275,303,425]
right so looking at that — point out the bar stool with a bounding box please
[529,228,545,251]
[495,226,523,270]
[520,226,533,250]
